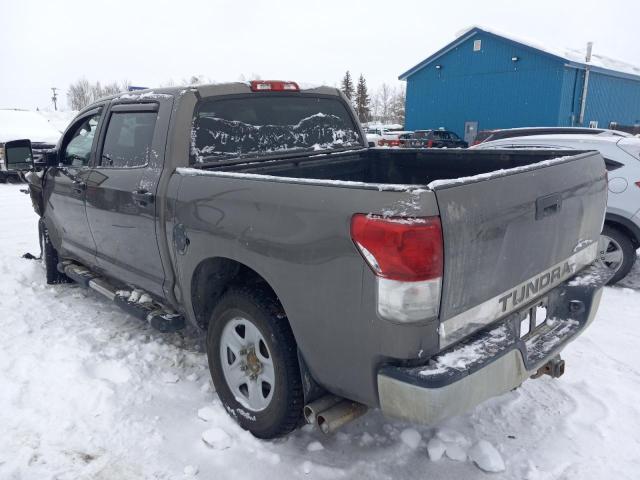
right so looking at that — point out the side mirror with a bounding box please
[4,139,34,171]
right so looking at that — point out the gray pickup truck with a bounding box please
[9,80,610,439]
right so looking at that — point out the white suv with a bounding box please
[473,133,640,284]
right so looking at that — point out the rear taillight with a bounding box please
[250,80,300,92]
[351,214,443,322]
[635,181,640,189]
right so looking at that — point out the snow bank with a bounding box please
[0,109,62,143]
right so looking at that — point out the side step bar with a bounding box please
[59,261,186,333]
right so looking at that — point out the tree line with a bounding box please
[67,73,406,126]
[340,71,405,126]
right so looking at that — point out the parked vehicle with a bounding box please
[10,81,610,439]
[406,129,468,148]
[0,109,60,182]
[365,126,404,146]
[378,131,414,147]
[473,133,640,284]
[475,126,631,145]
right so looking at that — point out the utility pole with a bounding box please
[51,87,58,111]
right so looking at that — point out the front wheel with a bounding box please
[597,226,636,285]
[206,286,303,438]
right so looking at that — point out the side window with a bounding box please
[101,111,157,168]
[449,132,460,140]
[62,113,101,166]
[604,158,624,171]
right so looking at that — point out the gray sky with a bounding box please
[1,0,637,111]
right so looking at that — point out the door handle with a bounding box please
[132,189,155,206]
[71,180,86,195]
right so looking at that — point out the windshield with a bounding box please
[191,95,361,164]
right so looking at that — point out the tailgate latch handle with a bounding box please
[536,193,562,220]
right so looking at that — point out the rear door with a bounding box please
[85,99,172,297]
[432,153,607,347]
[44,107,104,265]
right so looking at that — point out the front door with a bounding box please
[44,108,103,265]
[85,102,167,296]
[464,121,478,145]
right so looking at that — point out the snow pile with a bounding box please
[38,110,77,133]
[0,183,639,479]
[0,109,62,143]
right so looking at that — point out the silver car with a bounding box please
[473,132,640,284]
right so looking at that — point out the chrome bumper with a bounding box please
[377,264,608,425]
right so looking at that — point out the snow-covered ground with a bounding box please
[1,183,639,480]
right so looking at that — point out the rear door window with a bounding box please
[101,111,157,168]
[191,95,361,164]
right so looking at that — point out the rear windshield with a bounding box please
[191,95,361,164]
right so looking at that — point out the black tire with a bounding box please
[600,225,636,285]
[206,286,303,439]
[39,221,70,285]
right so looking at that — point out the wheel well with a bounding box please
[605,219,640,249]
[190,257,282,329]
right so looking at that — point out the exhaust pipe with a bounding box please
[533,355,565,379]
[316,400,368,434]
[303,395,343,424]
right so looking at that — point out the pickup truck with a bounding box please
[9,80,610,439]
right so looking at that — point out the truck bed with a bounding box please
[213,148,585,187]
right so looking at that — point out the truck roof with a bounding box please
[95,82,341,103]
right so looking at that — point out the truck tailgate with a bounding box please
[431,152,607,348]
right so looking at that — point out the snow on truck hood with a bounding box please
[0,109,62,144]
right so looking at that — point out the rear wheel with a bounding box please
[597,226,636,285]
[39,221,70,285]
[206,286,303,438]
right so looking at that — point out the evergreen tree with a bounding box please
[355,74,370,123]
[340,71,355,100]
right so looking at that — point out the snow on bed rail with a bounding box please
[176,167,427,192]
[427,155,574,189]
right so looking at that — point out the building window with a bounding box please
[473,39,482,52]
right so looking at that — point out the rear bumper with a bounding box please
[377,263,610,425]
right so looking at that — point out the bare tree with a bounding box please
[67,78,131,110]
[390,85,406,126]
[373,83,393,123]
[67,78,93,111]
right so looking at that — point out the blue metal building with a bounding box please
[399,27,640,143]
